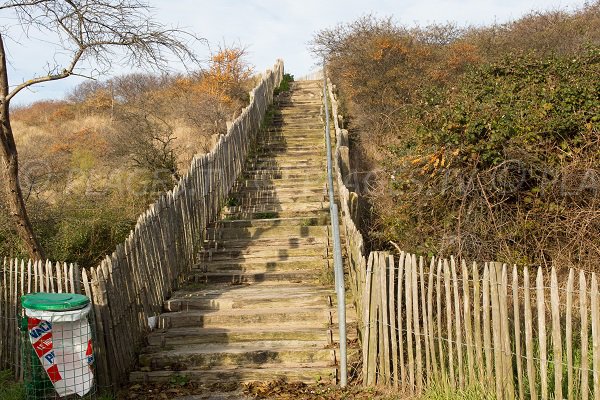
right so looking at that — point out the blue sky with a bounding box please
[1,0,589,105]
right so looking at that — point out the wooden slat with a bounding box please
[389,254,399,387]
[462,260,475,386]
[376,254,385,384]
[538,267,549,400]
[565,269,574,400]
[500,264,515,399]
[551,267,563,400]
[524,267,538,400]
[580,271,589,400]
[56,261,63,293]
[451,257,464,388]
[436,258,445,384]
[483,263,493,386]
[489,262,504,400]
[367,253,378,385]
[427,257,438,380]
[363,253,374,384]
[379,253,391,384]
[591,274,600,400]
[406,253,415,391]
[444,259,455,388]
[419,256,430,384]
[472,262,484,382]
[513,266,524,400]
[398,252,406,388]
[412,254,423,393]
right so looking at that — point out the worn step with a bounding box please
[222,210,330,220]
[201,235,329,249]
[157,307,332,329]
[258,137,324,145]
[196,257,327,272]
[245,159,325,168]
[163,288,332,312]
[206,225,328,240]
[188,270,321,285]
[251,147,325,156]
[240,173,326,182]
[234,176,326,186]
[226,190,327,203]
[213,216,329,228]
[247,155,325,164]
[250,143,324,152]
[138,341,336,371]
[221,202,329,217]
[199,249,330,263]
[147,325,333,347]
[129,364,335,385]
[227,195,327,207]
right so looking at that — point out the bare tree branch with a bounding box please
[0,0,202,258]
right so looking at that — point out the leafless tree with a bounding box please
[0,0,201,259]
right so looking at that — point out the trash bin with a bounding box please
[20,293,96,399]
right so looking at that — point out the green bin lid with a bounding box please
[21,292,90,312]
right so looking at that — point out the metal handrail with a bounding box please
[322,64,347,388]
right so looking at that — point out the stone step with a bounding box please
[251,148,325,157]
[244,162,326,170]
[199,249,330,263]
[236,175,326,185]
[262,131,323,139]
[221,203,329,218]
[163,288,332,312]
[187,270,321,285]
[279,100,321,105]
[250,143,323,151]
[230,185,325,196]
[147,326,334,347]
[157,307,333,329]
[226,194,327,207]
[246,155,325,163]
[222,209,329,220]
[241,166,326,175]
[213,216,329,228]
[138,341,336,371]
[240,172,326,182]
[259,133,324,141]
[232,183,326,194]
[196,257,326,272]
[201,235,329,250]
[129,364,335,385]
[205,225,328,240]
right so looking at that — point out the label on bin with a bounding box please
[27,318,62,384]
[27,315,94,397]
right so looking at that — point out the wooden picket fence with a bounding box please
[325,76,600,398]
[0,258,80,377]
[361,252,600,399]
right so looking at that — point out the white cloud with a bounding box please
[2,0,589,105]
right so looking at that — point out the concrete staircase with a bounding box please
[129,80,354,390]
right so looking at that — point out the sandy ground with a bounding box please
[120,379,406,400]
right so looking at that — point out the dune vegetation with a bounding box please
[313,2,600,269]
[0,46,255,267]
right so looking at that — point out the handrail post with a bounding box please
[323,63,347,388]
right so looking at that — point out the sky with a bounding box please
[1,0,590,105]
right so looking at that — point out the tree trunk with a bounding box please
[0,34,45,260]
